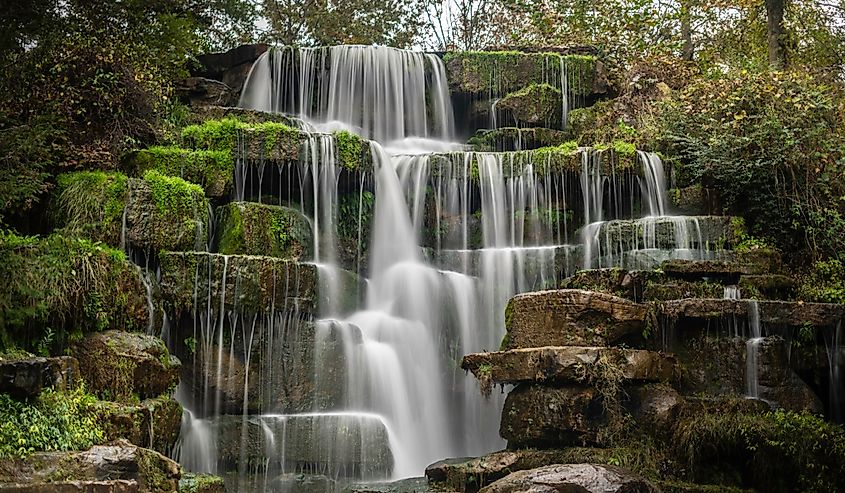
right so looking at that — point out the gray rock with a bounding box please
[478,464,660,493]
[0,480,139,492]
[0,356,78,400]
[176,77,234,107]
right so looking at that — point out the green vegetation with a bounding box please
[798,259,845,304]
[0,387,105,459]
[498,83,562,126]
[54,172,128,245]
[334,130,365,171]
[0,232,148,353]
[128,146,233,198]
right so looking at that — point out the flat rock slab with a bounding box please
[343,478,432,493]
[504,290,647,349]
[660,299,844,327]
[426,450,578,493]
[478,464,659,493]
[462,347,677,387]
[0,356,78,400]
[501,385,605,448]
[0,480,138,492]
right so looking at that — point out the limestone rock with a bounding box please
[0,440,180,493]
[178,474,225,493]
[343,478,431,493]
[0,356,78,400]
[426,450,579,493]
[478,464,660,493]
[659,299,844,327]
[504,290,647,349]
[71,331,180,402]
[462,347,677,387]
[0,480,140,492]
[560,269,659,302]
[125,177,209,253]
[497,84,563,128]
[500,385,605,448]
[753,336,823,413]
[624,384,684,436]
[195,44,269,95]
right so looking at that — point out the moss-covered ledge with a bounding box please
[158,252,319,316]
[497,83,563,127]
[467,127,571,151]
[122,146,233,198]
[217,202,312,260]
[444,51,600,96]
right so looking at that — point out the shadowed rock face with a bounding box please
[0,356,78,400]
[659,298,844,327]
[478,463,660,493]
[462,346,678,386]
[504,290,648,349]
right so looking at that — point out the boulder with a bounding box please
[195,44,269,95]
[98,396,184,455]
[0,356,78,400]
[478,464,659,493]
[462,347,677,389]
[71,331,180,402]
[753,336,823,413]
[426,450,578,493]
[560,269,658,302]
[175,77,234,107]
[497,84,563,128]
[503,290,647,349]
[0,440,180,493]
[125,176,210,253]
[500,385,605,448]
[343,478,431,493]
[624,384,684,436]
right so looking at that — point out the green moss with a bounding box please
[140,171,208,251]
[0,387,105,458]
[467,127,571,151]
[179,473,226,493]
[127,146,233,198]
[181,118,301,162]
[54,171,129,245]
[181,117,246,151]
[217,202,312,260]
[0,232,150,353]
[334,130,364,171]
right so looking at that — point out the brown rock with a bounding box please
[478,464,660,493]
[0,356,78,400]
[504,290,647,349]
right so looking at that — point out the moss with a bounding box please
[181,118,302,162]
[497,83,563,126]
[217,202,312,260]
[0,232,150,353]
[126,146,233,198]
[467,127,570,151]
[444,51,597,96]
[139,170,209,251]
[54,171,129,245]
[179,473,226,493]
[334,130,364,171]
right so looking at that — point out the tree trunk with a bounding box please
[681,1,693,61]
[766,0,787,70]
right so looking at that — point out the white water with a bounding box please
[746,300,763,399]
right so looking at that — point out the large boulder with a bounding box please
[71,331,180,402]
[753,336,823,413]
[496,84,563,128]
[0,440,180,493]
[175,77,234,107]
[178,474,225,493]
[0,356,78,400]
[426,450,578,493]
[478,464,660,493]
[216,202,312,260]
[503,290,647,349]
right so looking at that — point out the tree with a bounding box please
[767,0,787,69]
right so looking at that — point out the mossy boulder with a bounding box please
[0,233,151,353]
[179,473,226,493]
[0,356,79,400]
[123,147,233,198]
[478,464,659,493]
[217,202,312,260]
[181,118,301,160]
[0,439,180,493]
[70,331,180,403]
[98,395,183,455]
[126,172,210,253]
[503,290,648,349]
[497,84,563,128]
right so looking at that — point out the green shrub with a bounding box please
[54,171,128,244]
[798,259,845,304]
[0,387,105,458]
[130,146,232,197]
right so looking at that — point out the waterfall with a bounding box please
[746,300,763,399]
[240,46,456,144]
[826,321,843,422]
[639,150,669,216]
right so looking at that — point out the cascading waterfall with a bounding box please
[174,44,740,492]
[826,321,843,422]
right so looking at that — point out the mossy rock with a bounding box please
[0,233,151,353]
[158,252,319,316]
[497,84,563,128]
[125,171,210,253]
[70,330,180,403]
[217,202,312,260]
[98,395,183,455]
[467,127,571,151]
[124,146,233,198]
[180,473,226,493]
